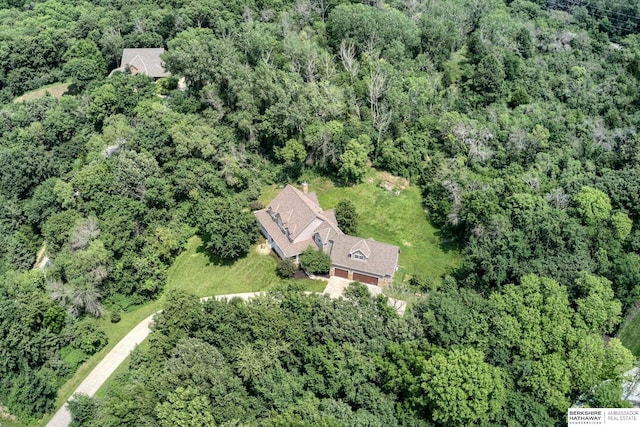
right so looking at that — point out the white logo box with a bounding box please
[568,409,640,426]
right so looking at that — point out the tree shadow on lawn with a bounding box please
[195,241,244,267]
[433,228,465,254]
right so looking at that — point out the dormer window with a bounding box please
[352,251,366,261]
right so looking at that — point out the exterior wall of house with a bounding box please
[258,223,287,259]
[271,240,286,260]
[293,218,323,244]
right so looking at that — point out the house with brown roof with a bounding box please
[109,48,170,78]
[255,184,400,286]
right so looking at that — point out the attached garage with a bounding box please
[334,268,349,279]
[353,272,379,285]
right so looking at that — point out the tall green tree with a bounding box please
[334,199,358,235]
[196,197,256,260]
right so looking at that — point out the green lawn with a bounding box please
[37,240,324,427]
[14,82,70,103]
[165,237,326,296]
[619,307,640,356]
[264,171,462,284]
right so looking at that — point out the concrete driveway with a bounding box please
[46,292,265,427]
[323,276,406,315]
[47,285,406,427]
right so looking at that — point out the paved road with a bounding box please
[46,287,405,427]
[46,293,263,427]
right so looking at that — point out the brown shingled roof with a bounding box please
[255,184,400,280]
[263,185,323,242]
[109,48,169,78]
[329,235,399,278]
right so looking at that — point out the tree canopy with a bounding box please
[2,0,640,423]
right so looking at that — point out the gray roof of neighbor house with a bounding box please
[109,48,169,78]
[329,234,399,278]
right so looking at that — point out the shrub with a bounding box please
[68,394,98,427]
[300,247,331,274]
[249,200,264,211]
[72,320,107,355]
[276,259,296,278]
[410,274,435,292]
[110,311,121,323]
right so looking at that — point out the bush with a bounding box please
[68,394,98,427]
[300,247,331,274]
[72,320,107,355]
[249,200,264,211]
[276,259,296,278]
[410,274,435,292]
[110,311,121,323]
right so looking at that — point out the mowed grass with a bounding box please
[39,240,323,426]
[37,299,164,427]
[14,82,70,103]
[165,237,326,296]
[264,171,462,284]
[619,308,640,356]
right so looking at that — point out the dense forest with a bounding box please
[1,0,640,425]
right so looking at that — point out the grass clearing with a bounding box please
[14,82,70,103]
[303,171,461,284]
[43,170,447,425]
[165,237,326,296]
[443,46,467,84]
[619,306,640,356]
[41,239,323,426]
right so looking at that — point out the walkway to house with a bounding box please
[323,276,407,316]
[46,285,406,427]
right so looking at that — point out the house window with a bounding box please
[353,252,366,261]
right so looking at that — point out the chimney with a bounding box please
[302,182,308,194]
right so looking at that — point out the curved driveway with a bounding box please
[45,286,404,427]
[45,293,264,427]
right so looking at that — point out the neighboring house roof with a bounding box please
[255,184,400,280]
[109,48,169,78]
[329,235,399,278]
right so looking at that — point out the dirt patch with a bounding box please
[402,240,412,247]
[0,405,17,421]
[33,240,47,269]
[14,82,70,103]
[292,269,310,279]
[379,171,409,189]
[255,243,271,255]
[378,171,410,194]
